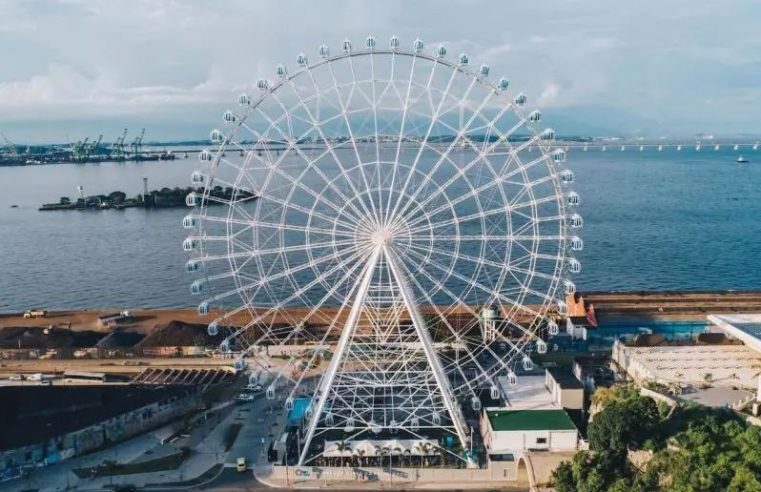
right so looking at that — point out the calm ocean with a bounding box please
[1,147,760,312]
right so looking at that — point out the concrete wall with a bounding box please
[545,370,584,410]
[489,429,578,453]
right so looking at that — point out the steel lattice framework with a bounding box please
[184,35,583,466]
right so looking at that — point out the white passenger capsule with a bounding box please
[557,300,568,316]
[185,192,200,207]
[564,279,577,295]
[432,412,441,425]
[199,149,212,162]
[190,279,205,295]
[275,64,287,78]
[479,64,490,77]
[296,53,308,67]
[568,257,582,273]
[522,355,534,371]
[413,38,424,52]
[238,93,251,106]
[528,110,542,122]
[547,320,560,336]
[569,213,583,228]
[191,171,205,185]
[326,413,335,426]
[540,128,555,141]
[182,215,196,229]
[410,417,420,431]
[220,339,231,354]
[185,259,201,273]
[471,396,481,411]
[553,148,566,162]
[182,237,197,252]
[498,77,509,90]
[345,417,355,432]
[285,396,294,411]
[366,35,376,50]
[537,339,547,354]
[489,385,499,400]
[570,236,583,251]
[318,44,330,58]
[234,358,246,371]
[458,53,469,65]
[436,44,447,57]
[198,300,210,316]
[513,93,527,105]
[257,79,269,91]
[223,110,236,123]
[508,371,518,386]
[567,191,580,206]
[560,169,574,184]
[207,320,219,336]
[266,385,275,400]
[210,129,223,143]
[342,39,352,52]
[389,35,400,51]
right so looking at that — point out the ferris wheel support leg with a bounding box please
[296,247,382,466]
[383,245,476,468]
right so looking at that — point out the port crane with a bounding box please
[0,133,18,160]
[131,128,145,160]
[111,128,128,161]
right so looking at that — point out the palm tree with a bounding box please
[336,440,351,467]
[355,448,366,467]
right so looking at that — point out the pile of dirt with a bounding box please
[135,321,214,348]
[0,326,104,349]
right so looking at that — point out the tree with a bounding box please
[588,396,660,453]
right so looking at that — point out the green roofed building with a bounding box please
[481,408,579,453]
[481,373,581,454]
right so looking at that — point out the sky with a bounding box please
[0,0,759,143]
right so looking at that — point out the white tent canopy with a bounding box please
[323,439,439,457]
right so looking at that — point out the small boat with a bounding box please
[10,204,18,208]
[737,155,749,163]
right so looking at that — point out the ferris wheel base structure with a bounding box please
[185,35,581,467]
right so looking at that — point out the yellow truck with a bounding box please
[236,457,246,472]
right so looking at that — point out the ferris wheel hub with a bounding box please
[371,226,393,246]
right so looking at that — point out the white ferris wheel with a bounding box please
[183,35,582,466]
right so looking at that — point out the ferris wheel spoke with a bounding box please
[402,245,545,319]
[389,88,503,224]
[268,88,374,223]
[388,60,460,223]
[222,243,373,345]
[325,58,382,224]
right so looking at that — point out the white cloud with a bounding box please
[0,0,759,138]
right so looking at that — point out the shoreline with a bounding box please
[3,290,761,330]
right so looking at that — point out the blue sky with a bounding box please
[0,0,759,143]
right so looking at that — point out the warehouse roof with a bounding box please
[487,409,577,432]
